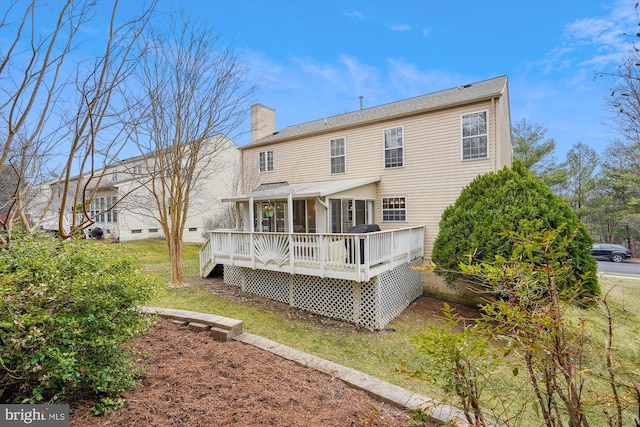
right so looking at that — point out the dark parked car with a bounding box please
[591,243,633,263]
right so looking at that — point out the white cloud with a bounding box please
[345,10,364,21]
[552,1,637,75]
[390,24,411,31]
[422,28,431,37]
[386,58,463,98]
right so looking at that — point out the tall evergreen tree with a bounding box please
[511,118,564,186]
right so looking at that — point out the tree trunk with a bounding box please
[168,232,183,286]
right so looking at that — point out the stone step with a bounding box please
[210,326,234,342]
[188,322,212,332]
[142,306,243,342]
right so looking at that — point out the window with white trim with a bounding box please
[330,137,346,174]
[90,196,118,223]
[384,126,403,168]
[382,196,406,222]
[462,111,488,160]
[259,150,274,172]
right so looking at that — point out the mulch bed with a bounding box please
[69,276,473,426]
[69,318,419,426]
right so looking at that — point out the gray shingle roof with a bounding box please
[247,75,507,146]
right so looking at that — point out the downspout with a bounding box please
[287,192,293,232]
[492,97,497,171]
[240,148,245,193]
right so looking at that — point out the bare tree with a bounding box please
[129,15,254,285]
[602,12,640,251]
[0,0,156,242]
[561,142,599,220]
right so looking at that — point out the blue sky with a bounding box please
[6,0,637,162]
[142,0,634,161]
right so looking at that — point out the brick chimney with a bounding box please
[250,104,276,142]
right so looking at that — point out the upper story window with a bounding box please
[462,111,488,160]
[384,126,403,168]
[381,196,406,222]
[132,164,144,175]
[330,137,346,174]
[259,150,274,172]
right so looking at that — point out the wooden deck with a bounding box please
[200,226,425,282]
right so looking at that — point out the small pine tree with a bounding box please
[432,161,598,297]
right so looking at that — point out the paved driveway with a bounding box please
[597,260,640,276]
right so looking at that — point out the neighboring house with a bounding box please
[40,136,240,243]
[200,76,513,329]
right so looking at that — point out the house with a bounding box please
[200,76,512,329]
[39,135,240,243]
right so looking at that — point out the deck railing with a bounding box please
[200,226,425,282]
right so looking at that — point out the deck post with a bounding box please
[355,235,362,282]
[319,234,326,277]
[250,232,256,268]
[406,228,411,263]
[364,234,370,281]
[209,232,215,266]
[288,233,294,274]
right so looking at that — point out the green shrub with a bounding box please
[432,161,598,297]
[0,233,160,403]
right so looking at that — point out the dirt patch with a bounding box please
[70,318,421,427]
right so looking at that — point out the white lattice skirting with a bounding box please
[223,260,422,330]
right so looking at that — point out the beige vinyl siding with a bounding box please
[241,98,510,261]
[333,183,377,199]
[496,91,513,169]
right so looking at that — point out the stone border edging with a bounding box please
[141,306,475,426]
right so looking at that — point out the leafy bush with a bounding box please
[0,233,160,403]
[432,161,598,297]
[409,225,639,426]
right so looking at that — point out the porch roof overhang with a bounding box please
[222,176,381,203]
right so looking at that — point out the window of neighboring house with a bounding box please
[131,229,142,234]
[112,170,118,182]
[106,196,117,223]
[330,137,346,174]
[382,196,406,222]
[133,164,144,175]
[462,111,488,160]
[149,228,158,233]
[259,150,274,172]
[384,126,404,168]
[90,196,118,223]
